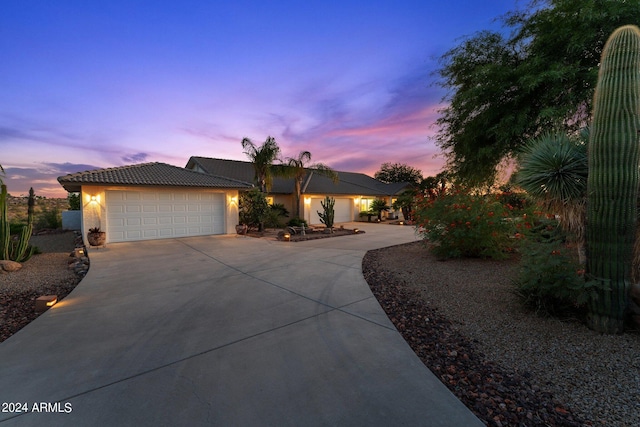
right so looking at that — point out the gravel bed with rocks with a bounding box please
[363,241,640,427]
[0,231,85,342]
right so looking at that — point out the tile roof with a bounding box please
[186,157,410,196]
[186,157,295,194]
[57,162,253,192]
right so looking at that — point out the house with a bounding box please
[186,157,409,226]
[58,158,409,244]
[57,162,252,244]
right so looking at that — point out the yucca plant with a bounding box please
[517,131,588,263]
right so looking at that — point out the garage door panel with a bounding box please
[143,217,158,225]
[106,190,225,242]
[126,218,141,226]
[309,197,352,225]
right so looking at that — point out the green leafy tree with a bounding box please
[241,136,282,193]
[68,193,81,210]
[421,172,450,200]
[435,0,640,186]
[238,188,270,232]
[392,189,417,222]
[281,150,338,219]
[374,162,423,186]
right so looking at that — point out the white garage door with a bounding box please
[309,197,352,225]
[106,190,225,242]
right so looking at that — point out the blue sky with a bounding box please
[1,0,520,197]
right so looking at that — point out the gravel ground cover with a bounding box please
[0,232,81,342]
[363,241,640,427]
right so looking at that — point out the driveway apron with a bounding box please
[0,223,483,426]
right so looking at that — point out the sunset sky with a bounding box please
[1,1,519,197]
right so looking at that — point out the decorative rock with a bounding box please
[0,260,22,272]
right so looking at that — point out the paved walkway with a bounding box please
[0,223,482,426]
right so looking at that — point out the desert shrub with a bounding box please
[239,189,270,231]
[287,217,308,227]
[9,221,26,235]
[413,189,515,259]
[264,204,289,228]
[513,219,602,317]
[496,185,530,213]
[36,208,61,230]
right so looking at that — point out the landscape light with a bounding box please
[35,295,58,312]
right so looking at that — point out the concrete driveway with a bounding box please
[0,223,482,426]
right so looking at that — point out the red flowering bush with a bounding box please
[413,189,516,259]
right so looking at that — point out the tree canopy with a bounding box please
[435,0,640,186]
[374,162,423,186]
[281,150,338,218]
[241,136,281,192]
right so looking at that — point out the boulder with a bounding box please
[0,260,22,272]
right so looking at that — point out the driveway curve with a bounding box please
[0,223,482,426]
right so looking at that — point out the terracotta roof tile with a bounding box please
[57,162,253,192]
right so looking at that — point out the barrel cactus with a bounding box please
[586,25,640,333]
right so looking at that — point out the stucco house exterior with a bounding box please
[58,158,409,244]
[186,157,409,226]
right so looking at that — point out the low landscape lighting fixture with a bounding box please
[354,228,359,233]
[35,295,58,312]
[283,233,291,242]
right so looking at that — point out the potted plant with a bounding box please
[87,226,106,247]
[235,224,248,235]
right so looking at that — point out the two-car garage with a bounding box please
[308,197,353,225]
[106,190,226,242]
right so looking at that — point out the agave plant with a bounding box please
[516,131,588,263]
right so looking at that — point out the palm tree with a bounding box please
[282,151,338,218]
[241,136,282,193]
[516,131,588,263]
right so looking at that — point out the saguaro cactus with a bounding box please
[586,25,640,333]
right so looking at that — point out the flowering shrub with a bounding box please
[413,189,515,259]
[513,219,601,316]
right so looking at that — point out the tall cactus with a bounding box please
[0,185,35,263]
[586,25,640,334]
[0,185,10,260]
[317,196,335,230]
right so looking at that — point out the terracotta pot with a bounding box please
[87,231,106,246]
[235,224,248,235]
